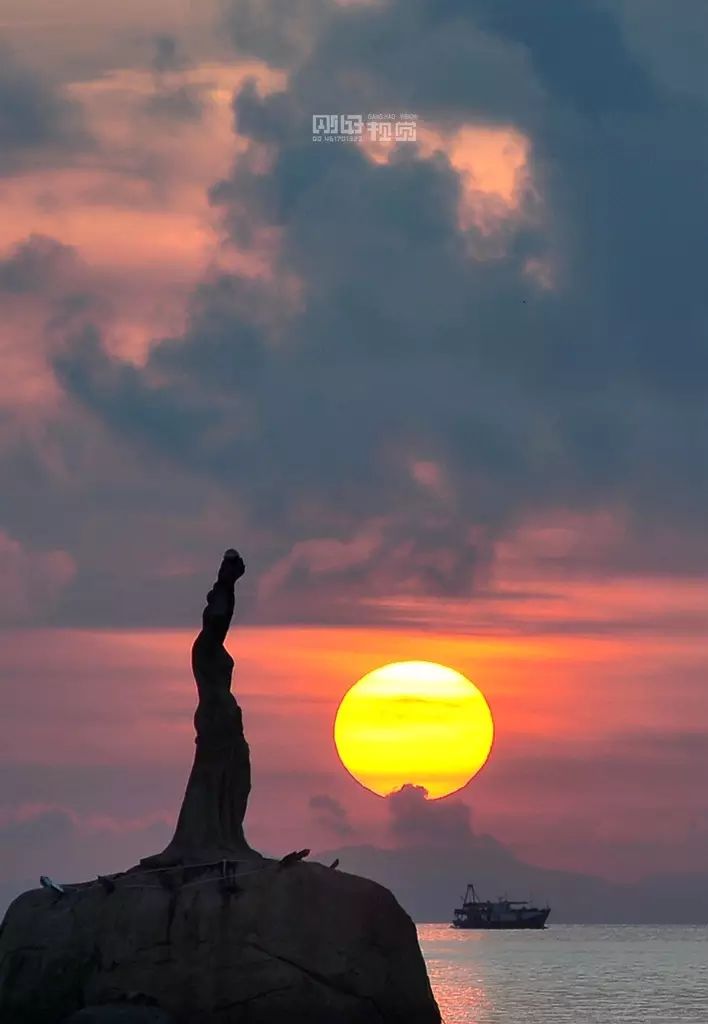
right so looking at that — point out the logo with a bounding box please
[312,113,418,143]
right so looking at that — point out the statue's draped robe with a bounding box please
[142,561,259,867]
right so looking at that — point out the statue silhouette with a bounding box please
[141,550,262,867]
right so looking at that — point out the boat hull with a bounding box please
[454,913,549,929]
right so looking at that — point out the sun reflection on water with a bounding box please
[417,923,708,1024]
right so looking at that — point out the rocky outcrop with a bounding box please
[0,859,440,1024]
[0,551,441,1022]
[62,1007,176,1023]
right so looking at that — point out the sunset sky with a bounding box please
[2,0,708,910]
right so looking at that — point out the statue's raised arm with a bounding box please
[199,548,245,646]
[141,549,261,868]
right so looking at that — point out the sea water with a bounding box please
[418,924,708,1024]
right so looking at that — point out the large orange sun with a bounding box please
[333,661,494,799]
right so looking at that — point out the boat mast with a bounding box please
[465,883,478,904]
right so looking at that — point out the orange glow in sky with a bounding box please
[362,120,532,239]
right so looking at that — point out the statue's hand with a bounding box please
[222,549,246,583]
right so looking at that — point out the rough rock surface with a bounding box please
[62,1007,176,1023]
[0,860,441,1024]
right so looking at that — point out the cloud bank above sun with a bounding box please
[1,0,708,639]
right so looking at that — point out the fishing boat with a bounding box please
[452,883,550,930]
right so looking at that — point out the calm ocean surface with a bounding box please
[418,924,708,1024]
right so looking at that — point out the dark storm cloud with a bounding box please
[223,0,333,68]
[39,0,708,624]
[308,793,354,837]
[0,235,77,295]
[618,0,708,104]
[0,230,234,631]
[467,0,657,117]
[151,34,185,74]
[142,34,206,123]
[387,784,473,846]
[55,327,218,457]
[0,45,88,172]
[224,0,544,120]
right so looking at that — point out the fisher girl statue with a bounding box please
[141,548,263,867]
